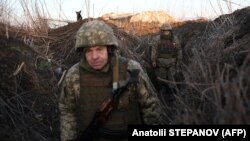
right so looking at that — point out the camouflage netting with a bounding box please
[0,6,250,141]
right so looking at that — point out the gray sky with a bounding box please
[5,0,250,23]
[41,0,250,20]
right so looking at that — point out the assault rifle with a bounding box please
[73,69,140,141]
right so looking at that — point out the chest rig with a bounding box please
[157,39,177,58]
[76,56,142,139]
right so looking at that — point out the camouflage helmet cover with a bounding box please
[75,20,118,51]
[160,22,172,31]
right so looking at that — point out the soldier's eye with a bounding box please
[96,47,105,52]
[86,49,91,53]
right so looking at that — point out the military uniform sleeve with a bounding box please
[59,69,78,141]
[174,36,183,63]
[150,36,159,65]
[151,45,157,65]
[127,60,164,124]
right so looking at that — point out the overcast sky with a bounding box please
[8,0,250,22]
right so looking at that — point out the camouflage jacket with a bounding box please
[59,57,163,141]
[151,35,182,66]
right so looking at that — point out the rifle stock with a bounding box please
[72,98,114,141]
[99,98,114,123]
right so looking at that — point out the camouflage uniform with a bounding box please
[151,23,182,83]
[59,20,163,141]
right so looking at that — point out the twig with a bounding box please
[157,76,213,86]
[9,62,25,77]
[222,0,241,6]
[157,77,184,85]
[57,70,67,86]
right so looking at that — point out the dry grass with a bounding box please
[162,7,250,124]
[0,1,250,141]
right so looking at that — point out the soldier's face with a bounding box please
[161,30,171,37]
[85,46,109,70]
[160,30,171,40]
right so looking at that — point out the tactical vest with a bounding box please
[157,39,177,59]
[76,57,142,139]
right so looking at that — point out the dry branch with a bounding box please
[9,62,25,77]
[57,70,67,86]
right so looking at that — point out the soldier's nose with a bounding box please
[92,51,98,59]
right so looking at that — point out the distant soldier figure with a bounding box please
[76,10,82,21]
[151,22,182,90]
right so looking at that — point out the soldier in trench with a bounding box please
[59,20,164,141]
[150,22,183,105]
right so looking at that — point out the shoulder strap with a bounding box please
[112,54,119,91]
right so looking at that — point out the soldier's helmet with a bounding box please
[160,22,172,31]
[75,20,118,52]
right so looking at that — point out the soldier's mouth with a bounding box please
[91,62,103,68]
